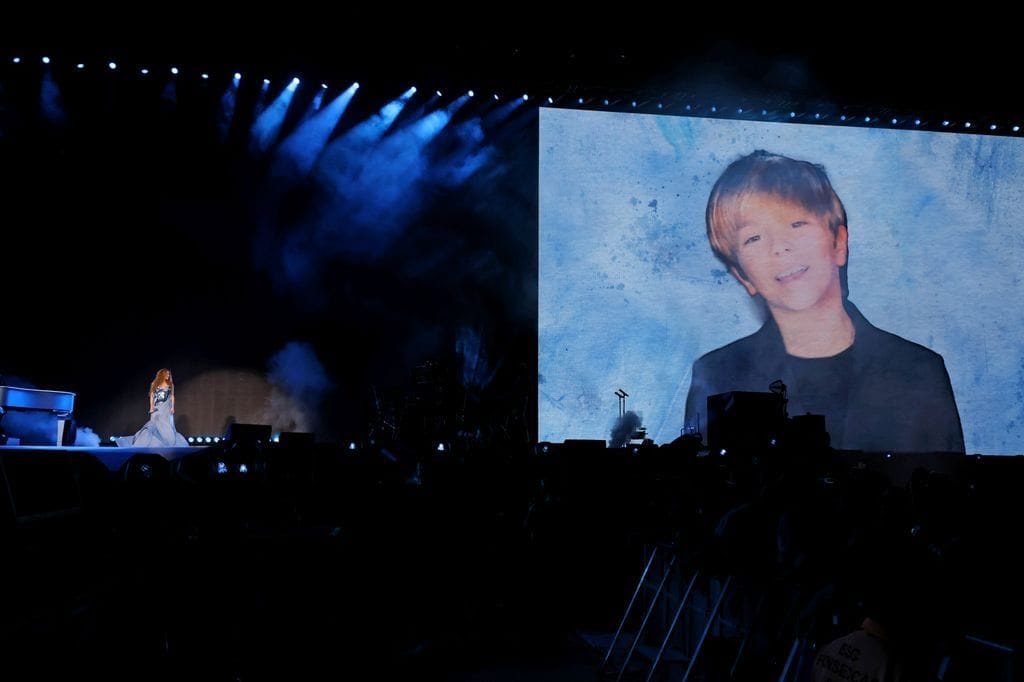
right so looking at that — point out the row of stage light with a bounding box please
[103,435,445,451]
[8,55,527,102]
[106,435,274,445]
[8,54,1022,135]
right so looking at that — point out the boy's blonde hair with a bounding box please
[706,150,848,273]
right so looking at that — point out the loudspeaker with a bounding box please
[562,439,607,452]
[786,413,830,451]
[707,391,785,453]
[279,431,314,448]
[225,423,272,445]
[120,453,171,482]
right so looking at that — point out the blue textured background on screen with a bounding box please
[538,108,1024,454]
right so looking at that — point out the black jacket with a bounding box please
[684,302,964,452]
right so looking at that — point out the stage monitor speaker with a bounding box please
[786,413,830,450]
[225,423,272,445]
[562,439,607,452]
[279,431,314,448]
[707,391,785,453]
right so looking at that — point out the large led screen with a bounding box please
[539,109,1024,454]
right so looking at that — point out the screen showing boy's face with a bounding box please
[539,108,1024,454]
[731,194,847,314]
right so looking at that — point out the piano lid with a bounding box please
[0,386,76,413]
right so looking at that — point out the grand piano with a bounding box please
[0,385,77,446]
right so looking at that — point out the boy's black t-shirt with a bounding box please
[684,301,965,453]
[783,344,856,448]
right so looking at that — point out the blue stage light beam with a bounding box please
[484,94,526,127]
[249,78,272,120]
[292,83,328,128]
[250,79,300,154]
[161,77,177,107]
[337,87,415,149]
[275,82,359,175]
[40,59,67,126]
[217,72,243,141]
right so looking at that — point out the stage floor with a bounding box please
[0,445,198,471]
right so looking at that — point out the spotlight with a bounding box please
[76,63,85,70]
[353,82,359,89]
[234,72,241,81]
[348,441,359,451]
[885,452,894,460]
[188,436,195,443]
[290,77,299,87]
[864,116,871,123]
[602,99,608,105]
[42,56,50,64]
[577,97,583,104]
[738,108,743,114]
[140,68,149,75]
[965,121,972,128]
[657,103,663,109]
[523,94,529,101]
[1014,126,1021,132]
[238,463,248,474]
[201,73,209,80]
[171,67,179,75]
[719,448,727,456]
[840,115,847,121]
[216,461,228,475]
[495,93,500,100]
[711,105,717,112]
[990,124,997,131]
[109,436,116,442]
[790,112,796,118]
[12,57,21,64]
[321,83,328,89]
[942,120,950,127]
[547,97,553,104]
[631,100,636,107]
[108,61,116,70]
[262,78,270,85]
[914,119,921,125]
[205,436,212,443]
[891,118,897,124]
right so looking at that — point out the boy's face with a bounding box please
[730,193,847,314]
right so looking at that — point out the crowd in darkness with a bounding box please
[2,438,1018,679]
